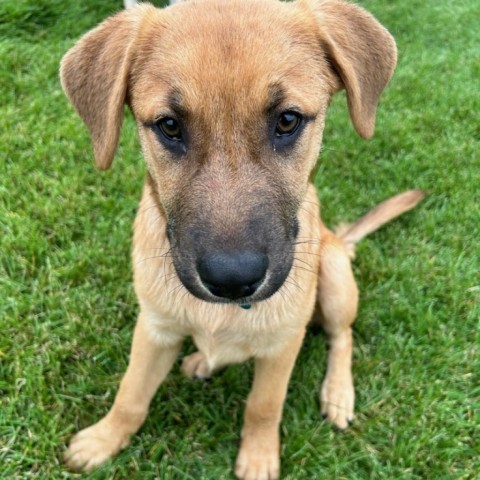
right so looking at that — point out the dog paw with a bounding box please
[63,418,130,472]
[320,375,355,429]
[181,351,212,379]
[235,436,280,480]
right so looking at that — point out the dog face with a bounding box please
[131,1,334,303]
[61,0,396,304]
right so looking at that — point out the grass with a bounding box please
[0,0,479,478]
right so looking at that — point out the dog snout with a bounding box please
[197,251,268,300]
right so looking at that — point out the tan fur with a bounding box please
[60,1,422,478]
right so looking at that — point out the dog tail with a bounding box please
[335,190,425,259]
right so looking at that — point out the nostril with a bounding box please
[197,251,267,299]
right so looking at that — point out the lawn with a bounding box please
[0,0,479,478]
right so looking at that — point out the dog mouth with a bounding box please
[171,252,294,306]
[167,221,297,306]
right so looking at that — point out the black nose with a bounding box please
[198,251,268,300]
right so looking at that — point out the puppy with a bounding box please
[61,0,424,478]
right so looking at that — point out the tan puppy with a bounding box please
[60,0,424,478]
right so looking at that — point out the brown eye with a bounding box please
[275,112,301,136]
[156,117,182,141]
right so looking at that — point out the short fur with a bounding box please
[60,1,423,478]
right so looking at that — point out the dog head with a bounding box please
[61,0,396,304]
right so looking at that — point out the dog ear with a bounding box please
[306,0,397,138]
[60,6,155,170]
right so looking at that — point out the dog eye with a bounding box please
[156,117,182,141]
[275,112,301,136]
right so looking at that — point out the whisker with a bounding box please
[178,289,190,304]
[300,199,320,206]
[291,252,325,262]
[149,214,167,229]
[298,205,320,221]
[284,277,303,293]
[136,253,173,265]
[293,240,320,246]
[167,282,184,297]
[173,281,187,303]
[294,242,344,256]
[141,250,172,258]
[136,204,160,215]
[156,271,178,282]
[293,256,314,269]
[164,247,173,290]
[279,281,296,303]
[291,264,317,275]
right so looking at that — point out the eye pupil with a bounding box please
[276,112,301,136]
[157,117,182,140]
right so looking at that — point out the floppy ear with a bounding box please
[306,0,397,138]
[60,6,154,170]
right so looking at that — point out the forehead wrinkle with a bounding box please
[266,84,286,114]
[168,89,188,119]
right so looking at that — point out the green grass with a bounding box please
[1,0,479,478]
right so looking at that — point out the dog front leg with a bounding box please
[64,311,182,472]
[235,331,305,480]
[317,232,358,429]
